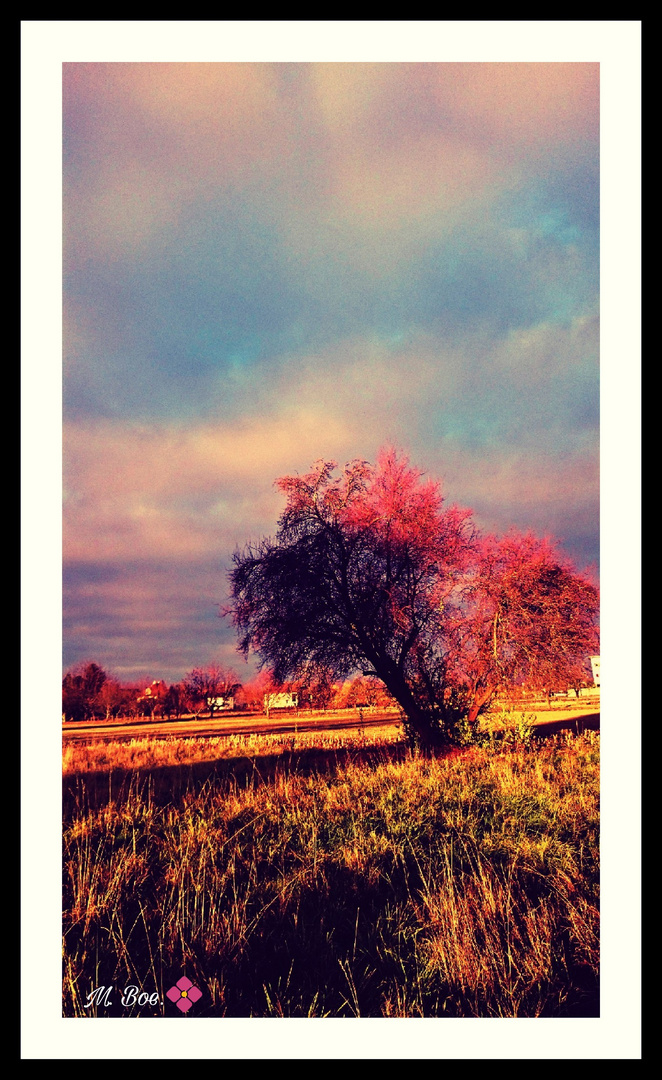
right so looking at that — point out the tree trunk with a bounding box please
[466,684,495,725]
[377,664,444,748]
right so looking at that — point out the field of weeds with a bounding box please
[62,729,599,1018]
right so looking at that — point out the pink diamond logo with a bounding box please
[166,975,203,1013]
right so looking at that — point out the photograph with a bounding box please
[21,20,641,1060]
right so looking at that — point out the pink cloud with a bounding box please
[441,63,599,151]
[63,410,355,562]
[428,441,599,557]
[65,62,599,268]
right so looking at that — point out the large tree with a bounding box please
[227,450,599,745]
[228,449,478,745]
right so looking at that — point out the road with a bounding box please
[61,708,402,745]
[62,703,599,746]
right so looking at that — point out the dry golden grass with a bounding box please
[62,726,401,776]
[63,728,599,1018]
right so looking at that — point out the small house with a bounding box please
[264,692,299,710]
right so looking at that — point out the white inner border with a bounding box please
[21,19,641,1061]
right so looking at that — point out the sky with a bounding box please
[62,60,601,686]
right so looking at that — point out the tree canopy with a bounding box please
[62,662,109,722]
[227,448,599,746]
[459,532,600,720]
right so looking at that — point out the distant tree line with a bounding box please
[63,655,595,725]
[61,659,404,723]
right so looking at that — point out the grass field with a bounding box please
[62,724,599,1018]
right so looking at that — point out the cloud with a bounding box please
[63,411,351,564]
[436,63,599,152]
[64,62,599,271]
[63,557,241,683]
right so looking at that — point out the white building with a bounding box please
[264,692,298,710]
[207,695,235,711]
[590,655,601,688]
